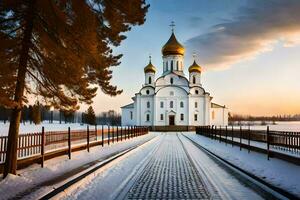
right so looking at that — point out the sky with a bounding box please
[82,0,300,116]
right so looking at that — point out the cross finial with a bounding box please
[149,54,152,63]
[192,52,196,60]
[170,21,175,33]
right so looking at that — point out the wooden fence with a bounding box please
[0,126,148,168]
[196,126,300,160]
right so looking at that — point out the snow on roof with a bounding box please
[121,103,134,109]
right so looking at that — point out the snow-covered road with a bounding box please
[58,133,287,200]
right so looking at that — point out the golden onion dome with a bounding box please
[144,61,156,73]
[189,60,202,73]
[162,33,185,56]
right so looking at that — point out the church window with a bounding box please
[180,114,184,121]
[170,101,174,108]
[176,61,179,70]
[166,61,168,71]
[146,114,150,121]
[212,111,215,120]
[149,77,152,84]
[180,101,184,108]
[146,90,150,95]
[195,90,199,95]
[130,111,133,120]
[170,78,174,84]
[147,101,150,108]
[160,114,164,120]
[195,102,198,108]
[194,114,198,121]
[171,60,173,71]
[193,76,196,84]
[160,101,164,108]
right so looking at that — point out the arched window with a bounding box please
[180,114,184,121]
[160,101,164,108]
[130,111,133,120]
[176,61,179,70]
[170,101,174,108]
[146,114,150,121]
[193,76,196,84]
[195,90,199,95]
[160,114,164,121]
[146,90,150,95]
[148,76,152,84]
[195,102,198,108]
[194,114,198,121]
[170,78,174,84]
[180,101,184,108]
[147,101,150,108]
[166,61,168,71]
[171,60,173,71]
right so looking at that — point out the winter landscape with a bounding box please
[1,0,300,200]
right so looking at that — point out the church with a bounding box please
[121,29,228,127]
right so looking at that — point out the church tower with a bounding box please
[161,22,185,74]
[144,56,156,86]
[189,59,202,86]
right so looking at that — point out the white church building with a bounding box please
[121,30,228,127]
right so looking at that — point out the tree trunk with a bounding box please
[3,0,36,178]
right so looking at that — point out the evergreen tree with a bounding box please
[0,0,149,177]
[32,103,41,125]
[85,106,96,125]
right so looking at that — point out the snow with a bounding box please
[230,121,300,132]
[0,121,114,136]
[184,133,300,198]
[0,132,158,200]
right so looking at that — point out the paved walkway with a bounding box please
[126,134,211,199]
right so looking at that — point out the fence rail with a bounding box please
[196,126,300,159]
[0,125,148,167]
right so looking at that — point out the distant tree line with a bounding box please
[0,104,121,126]
[229,113,300,122]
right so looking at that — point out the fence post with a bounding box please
[121,126,123,141]
[112,126,114,143]
[232,126,234,147]
[102,125,104,147]
[87,125,90,152]
[108,125,110,145]
[219,126,221,143]
[117,126,119,142]
[240,126,242,151]
[267,126,270,160]
[41,126,45,168]
[225,126,228,145]
[68,127,71,159]
[248,125,250,153]
[95,125,97,141]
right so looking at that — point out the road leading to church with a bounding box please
[62,133,285,200]
[124,134,212,199]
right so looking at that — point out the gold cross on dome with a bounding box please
[170,21,175,32]
[192,52,196,59]
[149,54,152,62]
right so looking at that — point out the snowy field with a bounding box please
[185,133,300,198]
[0,121,112,136]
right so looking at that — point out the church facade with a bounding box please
[121,31,228,127]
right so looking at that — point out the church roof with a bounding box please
[189,60,202,73]
[144,61,156,73]
[161,33,185,56]
[211,102,226,108]
[121,103,134,109]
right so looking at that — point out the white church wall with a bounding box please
[121,108,135,126]
[189,72,201,86]
[163,55,184,72]
[210,107,228,126]
[139,95,154,126]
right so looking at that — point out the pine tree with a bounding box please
[0,0,149,177]
[85,106,96,125]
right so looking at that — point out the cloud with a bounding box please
[186,0,300,69]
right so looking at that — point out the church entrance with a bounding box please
[169,115,175,126]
